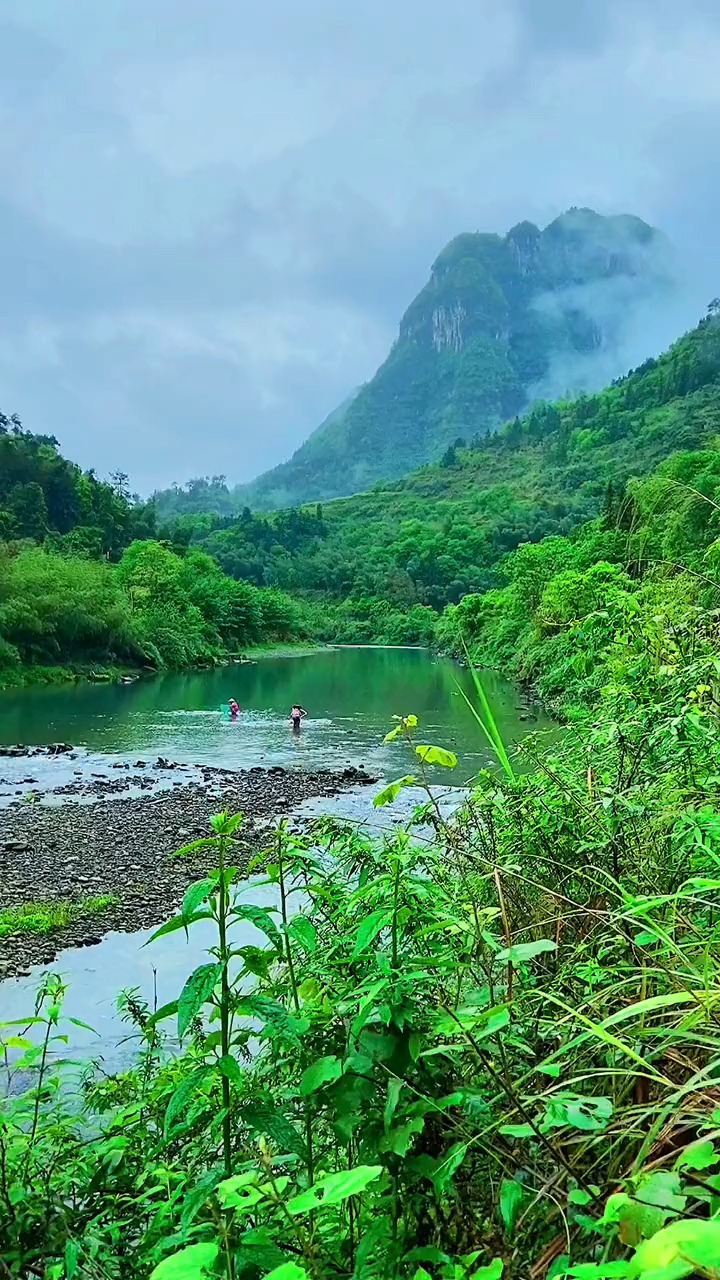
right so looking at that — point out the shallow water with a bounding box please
[0,648,550,785]
[0,648,551,1065]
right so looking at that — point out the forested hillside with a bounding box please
[0,418,310,687]
[161,313,720,642]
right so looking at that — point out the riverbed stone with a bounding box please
[0,755,377,978]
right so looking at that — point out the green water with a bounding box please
[0,648,550,783]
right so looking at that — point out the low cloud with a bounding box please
[1,1,720,490]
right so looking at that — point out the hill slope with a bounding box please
[239,207,671,508]
[163,314,720,639]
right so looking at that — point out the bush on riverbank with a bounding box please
[4,615,720,1277]
[0,540,312,685]
[438,448,720,714]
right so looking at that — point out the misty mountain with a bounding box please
[236,207,673,510]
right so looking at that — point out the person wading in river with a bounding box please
[290,703,307,732]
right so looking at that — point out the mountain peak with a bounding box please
[238,208,672,510]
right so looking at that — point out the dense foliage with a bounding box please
[0,420,311,685]
[0,541,309,684]
[5,595,720,1277]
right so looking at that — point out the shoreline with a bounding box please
[0,641,325,694]
[0,753,375,979]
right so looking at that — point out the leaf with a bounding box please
[543,1094,613,1134]
[471,1263,503,1280]
[635,1171,687,1212]
[146,1000,179,1029]
[178,964,222,1038]
[164,1067,212,1137]
[630,1219,720,1277]
[384,1078,404,1129]
[287,1165,383,1215]
[180,1170,226,1230]
[430,1142,468,1195]
[231,904,283,953]
[150,1243,218,1280]
[676,1138,718,1171]
[352,909,391,957]
[64,1239,80,1280]
[264,1265,308,1280]
[288,916,317,953]
[495,940,557,964]
[373,776,417,807]
[300,1056,343,1095]
[565,1266,631,1279]
[237,994,308,1044]
[499,1123,535,1139]
[240,1101,308,1158]
[499,1178,525,1233]
[216,1171,266,1212]
[217,1054,243,1084]
[145,910,213,945]
[182,877,218,921]
[415,744,458,768]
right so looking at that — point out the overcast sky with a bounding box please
[2,0,720,494]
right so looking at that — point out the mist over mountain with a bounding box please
[233,208,674,510]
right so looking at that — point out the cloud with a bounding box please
[1,1,720,490]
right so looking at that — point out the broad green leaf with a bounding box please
[565,1265,630,1278]
[217,1171,266,1212]
[164,1066,212,1137]
[64,1239,80,1280]
[237,994,308,1044]
[602,1193,669,1247]
[544,1094,613,1134]
[299,1055,343,1095]
[146,1000,179,1029]
[635,1171,686,1212]
[240,1101,307,1157]
[287,1165,383,1215]
[499,1178,525,1233]
[150,1243,218,1280]
[264,1265,308,1280]
[217,1054,243,1084]
[676,1138,718,1171]
[630,1219,720,1277]
[431,1142,468,1195]
[352,909,391,956]
[145,910,213,945]
[384,1078,404,1129]
[178,963,222,1038]
[495,940,557,964]
[415,744,458,768]
[231,903,283,952]
[471,1263,503,1280]
[373,776,417,807]
[288,915,317,952]
[182,877,218,920]
[384,726,403,743]
[499,1123,535,1139]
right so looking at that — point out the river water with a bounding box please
[0,648,551,1068]
[0,647,548,784]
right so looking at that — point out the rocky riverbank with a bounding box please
[0,752,375,978]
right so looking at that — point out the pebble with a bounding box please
[0,751,376,978]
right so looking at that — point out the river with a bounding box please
[0,647,548,784]
[0,648,551,1070]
